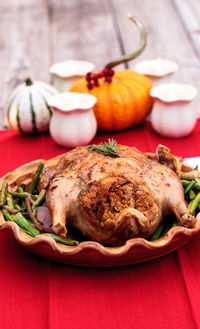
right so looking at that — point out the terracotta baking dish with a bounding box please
[0,154,200,267]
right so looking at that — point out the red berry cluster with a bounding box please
[86,68,115,90]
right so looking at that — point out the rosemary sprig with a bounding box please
[88,139,119,157]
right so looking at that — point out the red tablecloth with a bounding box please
[1,121,200,329]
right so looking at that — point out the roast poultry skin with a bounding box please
[42,144,195,246]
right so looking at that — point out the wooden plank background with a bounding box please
[0,0,199,129]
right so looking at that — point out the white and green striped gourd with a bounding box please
[6,78,58,134]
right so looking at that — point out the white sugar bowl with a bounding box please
[50,60,95,92]
[48,92,97,148]
[150,83,198,138]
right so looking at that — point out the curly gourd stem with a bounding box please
[105,15,147,70]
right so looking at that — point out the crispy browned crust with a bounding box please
[44,144,195,245]
[156,144,181,176]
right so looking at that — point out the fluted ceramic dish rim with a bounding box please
[0,154,200,267]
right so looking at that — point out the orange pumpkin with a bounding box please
[70,69,152,131]
[70,15,153,131]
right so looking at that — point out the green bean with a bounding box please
[191,183,200,191]
[181,180,200,191]
[14,204,22,211]
[150,220,178,241]
[1,211,39,237]
[1,209,14,222]
[28,162,44,194]
[13,212,41,236]
[43,233,79,246]
[184,181,195,195]
[17,186,24,193]
[10,192,28,199]
[31,195,39,201]
[32,189,46,210]
[188,192,200,215]
[0,181,8,206]
[6,193,15,208]
[19,230,79,246]
[21,228,36,237]
[14,190,37,202]
[149,222,167,241]
[181,180,190,187]
[189,189,196,201]
[17,186,26,207]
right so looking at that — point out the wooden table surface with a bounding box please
[0,0,200,129]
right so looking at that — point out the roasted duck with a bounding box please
[38,143,196,246]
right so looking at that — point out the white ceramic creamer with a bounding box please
[150,83,198,138]
[50,60,95,92]
[48,92,97,148]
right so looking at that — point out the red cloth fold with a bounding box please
[0,120,200,329]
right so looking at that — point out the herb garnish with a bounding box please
[88,139,119,157]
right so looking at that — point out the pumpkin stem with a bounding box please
[105,15,147,69]
[25,77,33,86]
